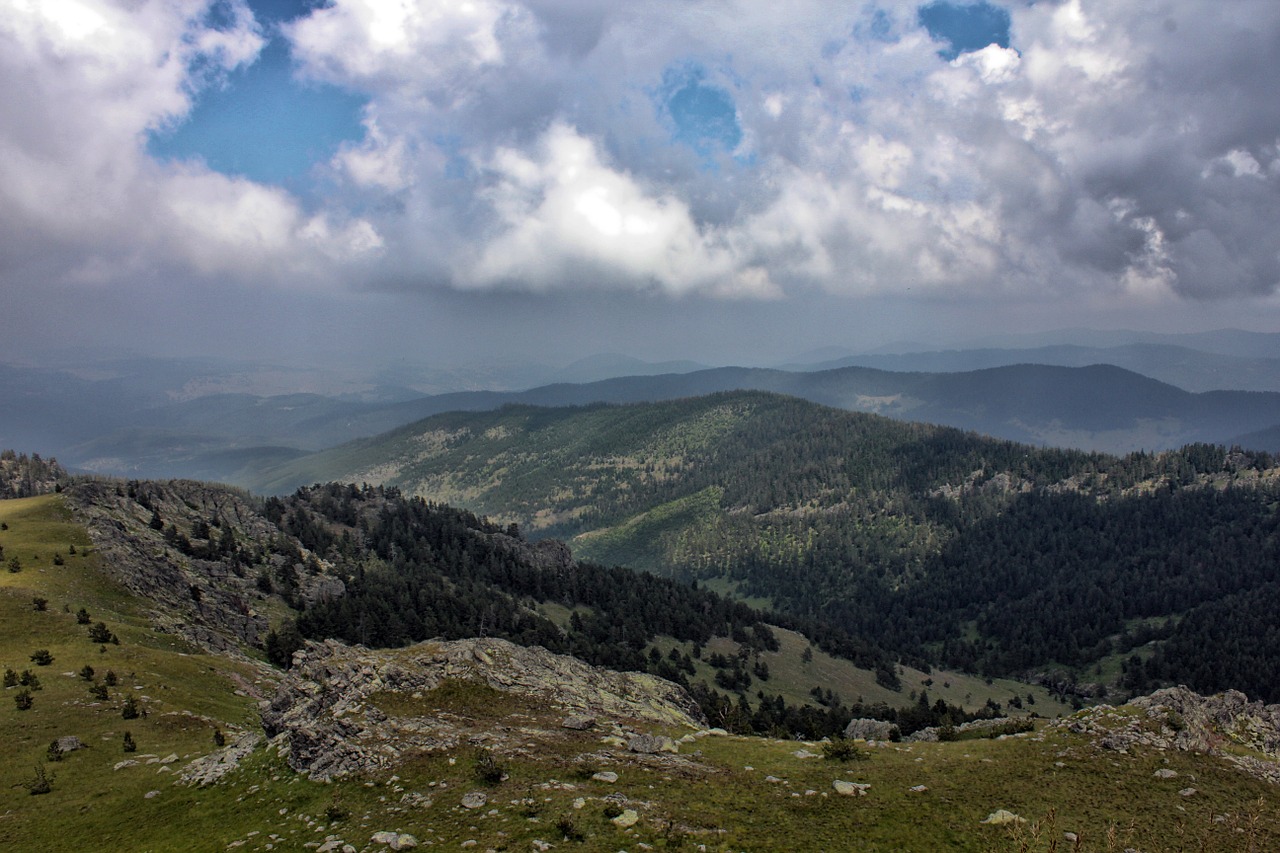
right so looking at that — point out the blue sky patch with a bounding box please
[659,66,743,160]
[148,3,366,188]
[918,1,1011,60]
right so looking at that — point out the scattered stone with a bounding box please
[370,831,418,849]
[832,781,869,797]
[611,809,639,828]
[572,797,585,809]
[532,841,552,851]
[1064,832,1079,843]
[562,714,596,730]
[764,775,783,784]
[1179,787,1198,797]
[792,749,819,759]
[628,734,678,754]
[981,810,1026,826]
[909,785,929,793]
[592,771,618,783]
[461,792,489,810]
[1154,768,1178,779]
[181,732,263,786]
[317,841,346,852]
[114,760,139,770]
[144,790,160,799]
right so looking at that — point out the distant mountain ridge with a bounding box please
[786,342,1280,393]
[9,332,1280,483]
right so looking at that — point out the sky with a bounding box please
[2,0,1280,370]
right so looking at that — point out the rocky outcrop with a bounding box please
[261,637,706,780]
[1055,686,1280,785]
[843,718,897,741]
[0,450,66,498]
[64,479,341,655]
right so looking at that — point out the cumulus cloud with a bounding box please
[0,0,379,296]
[462,122,776,297]
[4,0,1280,334]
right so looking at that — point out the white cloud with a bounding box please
[463,122,776,297]
[287,0,539,102]
[0,0,385,292]
[4,0,1280,338]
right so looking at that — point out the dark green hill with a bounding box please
[249,391,1280,700]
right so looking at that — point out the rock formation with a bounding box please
[261,636,706,780]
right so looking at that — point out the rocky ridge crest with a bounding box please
[262,636,706,781]
[1055,686,1280,784]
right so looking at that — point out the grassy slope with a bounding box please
[3,497,1280,850]
[694,628,1076,718]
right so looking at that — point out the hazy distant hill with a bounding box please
[10,345,1280,483]
[253,362,1280,468]
[789,343,1280,393]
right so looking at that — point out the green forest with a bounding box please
[253,392,1280,701]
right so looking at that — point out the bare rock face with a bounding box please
[261,637,705,780]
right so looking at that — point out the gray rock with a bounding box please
[261,637,703,781]
[843,719,896,741]
[461,792,488,810]
[833,780,869,796]
[611,809,639,828]
[628,734,678,754]
[591,771,618,783]
[562,714,596,730]
[56,736,85,753]
[181,732,262,786]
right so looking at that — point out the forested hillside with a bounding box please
[249,393,1280,700]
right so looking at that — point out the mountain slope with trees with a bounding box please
[248,392,1280,701]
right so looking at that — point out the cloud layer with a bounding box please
[4,0,1280,337]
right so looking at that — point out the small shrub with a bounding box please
[571,757,601,780]
[75,607,91,625]
[213,729,226,747]
[472,747,506,784]
[602,803,624,819]
[87,614,115,640]
[555,814,585,842]
[26,765,52,795]
[821,738,867,762]
[14,689,33,710]
[122,731,136,753]
[79,664,95,681]
[88,683,108,701]
[19,670,40,689]
[52,553,64,566]
[29,649,54,666]
[46,740,63,762]
[103,670,118,686]
[3,668,17,688]
[8,557,20,573]
[31,597,48,612]
[121,696,139,719]
[324,803,347,822]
